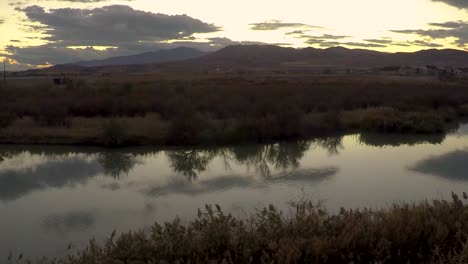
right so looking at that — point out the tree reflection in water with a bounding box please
[97,152,142,178]
[165,138,342,179]
[166,150,216,180]
[313,137,343,156]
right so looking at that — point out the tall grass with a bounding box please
[17,193,468,264]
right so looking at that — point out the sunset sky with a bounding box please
[0,0,467,70]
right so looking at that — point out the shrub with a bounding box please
[101,119,129,147]
[0,112,16,128]
[33,105,71,127]
[360,107,403,132]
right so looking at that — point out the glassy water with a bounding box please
[2,125,468,258]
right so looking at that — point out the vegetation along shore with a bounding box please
[13,193,468,263]
[1,74,467,147]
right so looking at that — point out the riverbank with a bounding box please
[22,194,468,264]
[0,108,462,147]
[1,74,467,146]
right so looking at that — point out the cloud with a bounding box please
[342,42,387,48]
[20,5,220,46]
[432,0,468,9]
[410,40,443,48]
[364,39,394,44]
[429,21,467,28]
[4,4,224,67]
[50,0,132,2]
[250,20,321,30]
[0,18,4,24]
[299,34,381,48]
[4,44,120,65]
[391,21,468,46]
[285,30,307,35]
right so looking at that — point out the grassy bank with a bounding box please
[17,193,468,264]
[1,74,467,146]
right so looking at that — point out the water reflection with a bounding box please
[97,152,142,178]
[145,167,338,198]
[0,132,456,204]
[0,149,150,201]
[230,141,311,175]
[166,141,315,179]
[43,212,95,235]
[312,137,344,156]
[167,149,215,180]
[0,156,101,201]
[268,167,338,183]
[359,133,445,147]
[0,138,343,202]
[411,149,468,182]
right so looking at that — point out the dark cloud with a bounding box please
[301,34,350,40]
[298,34,386,48]
[429,21,466,28]
[8,2,25,7]
[342,42,387,48]
[364,38,394,44]
[410,40,443,48]
[285,30,307,35]
[300,34,347,46]
[5,4,223,67]
[432,0,468,9]
[391,21,468,46]
[250,20,321,30]
[4,44,120,65]
[21,5,220,46]
[0,18,4,24]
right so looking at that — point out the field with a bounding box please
[1,72,467,146]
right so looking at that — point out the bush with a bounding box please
[101,119,129,147]
[0,112,16,128]
[360,107,404,132]
[33,105,71,127]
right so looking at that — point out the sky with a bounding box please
[0,0,467,70]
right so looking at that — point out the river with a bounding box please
[2,125,468,258]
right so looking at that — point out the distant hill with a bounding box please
[16,45,468,76]
[174,45,468,69]
[71,47,206,67]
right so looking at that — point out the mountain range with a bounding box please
[16,45,468,75]
[71,47,206,67]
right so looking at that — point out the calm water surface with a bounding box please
[2,125,468,258]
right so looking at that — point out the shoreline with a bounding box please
[0,113,458,148]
